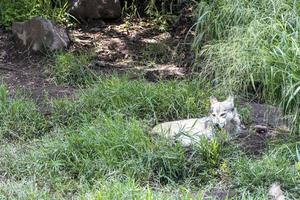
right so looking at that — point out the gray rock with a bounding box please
[12,17,70,51]
[68,0,121,22]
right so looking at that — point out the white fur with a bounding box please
[152,117,213,147]
[209,96,241,135]
[269,183,285,200]
[151,96,241,146]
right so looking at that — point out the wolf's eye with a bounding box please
[220,113,226,117]
[212,113,216,117]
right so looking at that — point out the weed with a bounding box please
[88,178,204,200]
[230,145,300,197]
[49,52,96,86]
[145,0,180,32]
[239,104,252,125]
[122,0,140,20]
[0,86,47,141]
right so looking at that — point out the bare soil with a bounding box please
[0,4,195,101]
[0,28,74,102]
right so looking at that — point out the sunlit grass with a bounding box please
[193,0,300,131]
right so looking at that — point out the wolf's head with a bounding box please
[209,96,240,131]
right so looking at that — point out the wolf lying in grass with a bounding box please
[151,96,241,146]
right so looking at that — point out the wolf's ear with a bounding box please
[210,96,218,104]
[226,95,234,105]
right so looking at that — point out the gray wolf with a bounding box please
[151,96,241,147]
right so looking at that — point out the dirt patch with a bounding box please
[69,3,195,79]
[0,28,74,104]
[241,101,289,129]
[69,19,191,74]
[233,100,292,155]
[0,3,195,102]
[234,130,269,155]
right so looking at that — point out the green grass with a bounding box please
[0,0,68,27]
[48,52,96,86]
[87,178,204,200]
[193,0,300,131]
[0,77,298,199]
[0,86,47,141]
[50,76,211,127]
[1,0,300,198]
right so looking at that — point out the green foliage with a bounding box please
[0,76,298,198]
[49,52,96,86]
[0,178,63,199]
[145,0,183,31]
[193,0,300,131]
[43,115,152,182]
[0,86,47,141]
[0,0,68,27]
[51,76,210,126]
[88,178,203,200]
[296,145,300,172]
[122,0,182,31]
[239,104,252,125]
[230,145,300,198]
[122,0,140,20]
[19,115,228,187]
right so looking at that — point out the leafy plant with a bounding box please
[296,145,300,172]
[239,104,252,125]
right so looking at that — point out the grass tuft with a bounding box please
[49,52,97,86]
[193,0,300,131]
[0,86,47,141]
[51,76,210,126]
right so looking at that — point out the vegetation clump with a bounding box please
[193,0,300,130]
[0,0,299,199]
